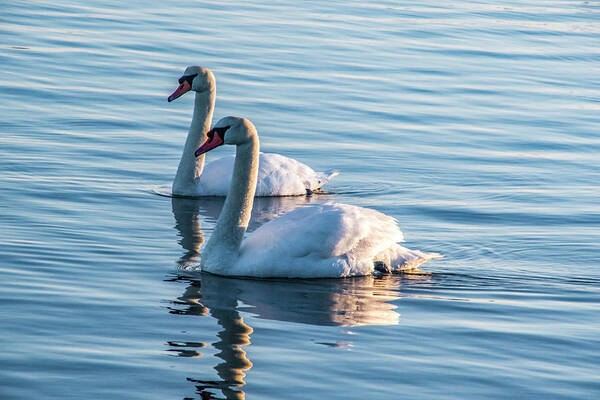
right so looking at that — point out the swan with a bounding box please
[194,116,441,278]
[168,66,338,196]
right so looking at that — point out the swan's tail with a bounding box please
[400,251,443,274]
[314,168,340,189]
[376,245,443,274]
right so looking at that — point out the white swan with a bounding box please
[168,66,338,196]
[195,116,441,278]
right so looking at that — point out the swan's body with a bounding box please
[196,116,441,278]
[223,202,439,278]
[189,152,338,197]
[169,66,337,197]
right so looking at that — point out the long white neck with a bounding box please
[201,135,259,270]
[172,89,215,195]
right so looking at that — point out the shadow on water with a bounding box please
[167,196,432,400]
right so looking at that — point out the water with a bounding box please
[1,0,599,398]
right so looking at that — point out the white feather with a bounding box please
[169,66,337,197]
[197,116,441,278]
[194,153,338,196]
[204,202,440,278]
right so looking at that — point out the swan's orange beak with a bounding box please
[195,128,224,156]
[168,80,191,102]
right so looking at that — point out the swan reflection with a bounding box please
[168,196,429,399]
[172,195,313,268]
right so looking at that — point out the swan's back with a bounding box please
[255,153,335,196]
[197,153,337,196]
[203,202,433,278]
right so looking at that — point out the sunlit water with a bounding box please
[1,1,599,399]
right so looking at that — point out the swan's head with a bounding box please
[167,66,215,102]
[194,116,257,157]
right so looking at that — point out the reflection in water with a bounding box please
[171,195,313,268]
[168,277,253,400]
[168,197,431,399]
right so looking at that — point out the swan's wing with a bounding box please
[197,153,337,196]
[197,154,236,196]
[255,153,337,196]
[233,203,414,278]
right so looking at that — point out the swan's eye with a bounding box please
[206,125,230,142]
[213,126,230,139]
[215,126,230,135]
[178,73,198,85]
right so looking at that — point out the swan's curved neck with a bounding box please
[172,89,215,194]
[203,135,259,267]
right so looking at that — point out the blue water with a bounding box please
[1,1,599,399]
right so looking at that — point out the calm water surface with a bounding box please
[1,1,599,399]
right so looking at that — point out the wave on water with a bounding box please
[330,181,397,196]
[148,184,174,198]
